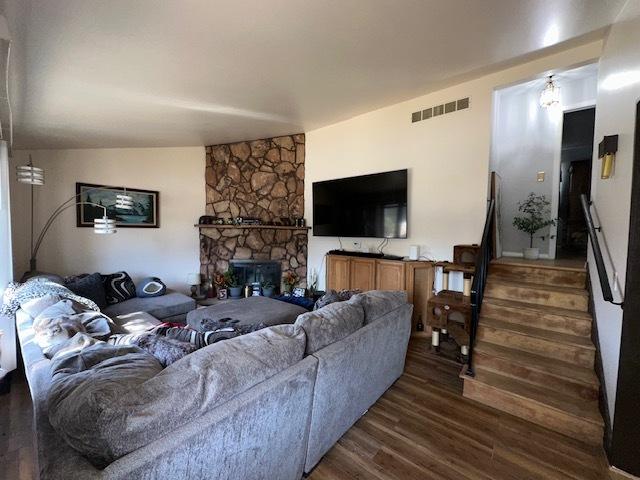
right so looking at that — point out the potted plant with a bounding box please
[282,271,299,294]
[261,280,276,297]
[223,266,243,298]
[513,193,556,260]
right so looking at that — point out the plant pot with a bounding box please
[262,287,275,297]
[229,286,243,298]
[523,247,540,260]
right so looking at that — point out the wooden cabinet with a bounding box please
[326,254,434,336]
[350,258,377,291]
[326,255,351,291]
[376,260,406,291]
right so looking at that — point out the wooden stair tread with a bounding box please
[469,370,603,425]
[490,259,586,273]
[480,317,595,350]
[483,297,591,320]
[474,341,599,387]
[487,277,589,297]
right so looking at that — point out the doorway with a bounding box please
[556,107,595,259]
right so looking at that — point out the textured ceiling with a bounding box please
[0,0,625,149]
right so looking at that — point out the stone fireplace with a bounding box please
[199,134,307,288]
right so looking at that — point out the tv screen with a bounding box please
[313,169,408,238]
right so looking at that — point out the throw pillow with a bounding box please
[65,273,107,310]
[102,271,136,305]
[136,277,166,298]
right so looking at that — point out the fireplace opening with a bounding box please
[230,259,282,291]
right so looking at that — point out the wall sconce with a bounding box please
[598,135,619,179]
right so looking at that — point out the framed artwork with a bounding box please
[76,182,159,228]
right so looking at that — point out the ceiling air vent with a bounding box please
[411,97,470,124]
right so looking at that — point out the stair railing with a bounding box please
[580,194,624,308]
[466,199,495,377]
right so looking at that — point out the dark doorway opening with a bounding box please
[556,107,596,259]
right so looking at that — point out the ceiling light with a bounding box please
[540,76,560,108]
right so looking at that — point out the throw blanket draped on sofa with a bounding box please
[1,278,100,316]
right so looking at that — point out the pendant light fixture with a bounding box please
[540,75,561,108]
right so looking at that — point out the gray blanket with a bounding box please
[186,296,308,332]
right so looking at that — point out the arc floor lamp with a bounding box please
[17,156,134,279]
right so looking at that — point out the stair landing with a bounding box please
[463,258,604,446]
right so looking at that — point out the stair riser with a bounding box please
[474,353,599,401]
[486,284,588,312]
[477,325,595,368]
[489,265,586,288]
[481,303,591,337]
[463,379,603,446]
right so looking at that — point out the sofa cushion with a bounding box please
[347,290,408,324]
[65,273,107,310]
[102,291,195,320]
[48,343,163,468]
[48,324,305,467]
[101,271,136,305]
[295,301,364,354]
[111,311,161,334]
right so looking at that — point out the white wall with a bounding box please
[10,147,205,293]
[305,41,603,289]
[588,0,640,423]
[491,65,597,257]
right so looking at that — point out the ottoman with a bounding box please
[187,296,308,332]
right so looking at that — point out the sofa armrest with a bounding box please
[304,303,412,472]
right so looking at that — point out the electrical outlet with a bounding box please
[352,241,361,251]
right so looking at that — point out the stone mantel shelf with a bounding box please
[195,224,311,230]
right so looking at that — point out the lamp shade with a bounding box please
[115,194,134,210]
[94,216,116,234]
[187,273,201,285]
[17,165,44,185]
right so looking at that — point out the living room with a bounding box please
[1,1,640,479]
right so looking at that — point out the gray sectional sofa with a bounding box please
[15,290,412,480]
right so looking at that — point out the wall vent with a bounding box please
[411,97,470,123]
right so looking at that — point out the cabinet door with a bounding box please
[326,256,351,291]
[350,258,376,292]
[375,260,406,290]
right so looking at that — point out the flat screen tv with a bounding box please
[312,169,408,238]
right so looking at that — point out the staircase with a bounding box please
[462,260,604,446]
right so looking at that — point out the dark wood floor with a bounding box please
[0,339,610,480]
[309,338,610,480]
[0,372,36,480]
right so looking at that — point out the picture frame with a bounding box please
[217,288,228,300]
[76,182,159,228]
